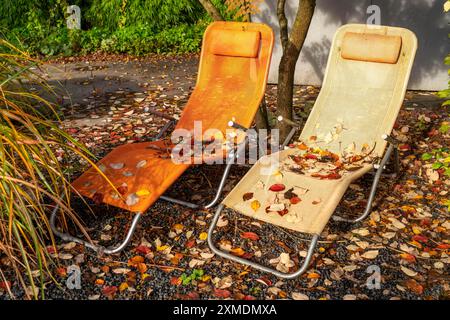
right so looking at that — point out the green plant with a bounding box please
[179,269,204,285]
[0,39,97,299]
[421,147,450,176]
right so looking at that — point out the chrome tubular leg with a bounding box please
[281,127,298,149]
[204,163,233,209]
[208,204,319,279]
[50,200,142,254]
[159,195,200,209]
[334,144,395,223]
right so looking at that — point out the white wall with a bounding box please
[253,0,449,90]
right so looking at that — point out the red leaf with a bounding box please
[304,154,318,160]
[185,239,196,249]
[241,232,260,241]
[244,295,256,300]
[269,184,286,192]
[0,281,11,290]
[412,235,428,243]
[399,144,411,151]
[117,185,128,195]
[135,245,151,255]
[170,277,182,286]
[46,246,56,254]
[436,243,450,250]
[214,289,231,298]
[92,192,104,204]
[277,209,289,216]
[56,267,67,277]
[102,286,118,298]
[185,292,200,300]
[290,196,301,204]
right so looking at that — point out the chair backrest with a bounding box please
[299,24,417,156]
[175,21,274,134]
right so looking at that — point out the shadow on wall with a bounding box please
[254,0,449,90]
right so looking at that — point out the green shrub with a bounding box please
[1,0,214,57]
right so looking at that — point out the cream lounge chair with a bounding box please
[208,24,417,278]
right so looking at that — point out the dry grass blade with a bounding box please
[0,38,99,299]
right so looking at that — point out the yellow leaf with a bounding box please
[156,245,169,251]
[119,282,128,292]
[445,1,450,12]
[142,273,150,281]
[199,232,208,241]
[250,200,261,211]
[136,189,151,196]
[173,223,184,231]
[201,275,211,282]
[230,247,245,256]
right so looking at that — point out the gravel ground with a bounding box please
[0,54,448,300]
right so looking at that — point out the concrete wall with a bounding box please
[252,0,449,90]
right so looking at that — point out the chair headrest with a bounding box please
[341,32,402,64]
[209,29,261,58]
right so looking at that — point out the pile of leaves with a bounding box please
[283,142,378,179]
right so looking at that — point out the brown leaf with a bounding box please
[242,192,254,201]
[404,279,423,294]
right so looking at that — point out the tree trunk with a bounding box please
[199,0,224,21]
[276,0,316,142]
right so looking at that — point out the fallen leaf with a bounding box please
[361,250,379,259]
[269,184,286,192]
[250,200,261,211]
[110,162,124,170]
[136,160,147,168]
[119,282,129,292]
[230,247,245,257]
[136,189,151,196]
[401,266,418,277]
[292,292,309,300]
[241,232,260,241]
[404,279,423,294]
[112,268,131,275]
[214,289,231,298]
[242,192,254,201]
[126,193,140,206]
[102,286,118,298]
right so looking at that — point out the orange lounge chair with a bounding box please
[51,21,274,254]
[208,24,417,278]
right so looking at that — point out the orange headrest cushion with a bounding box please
[341,32,402,64]
[209,29,261,58]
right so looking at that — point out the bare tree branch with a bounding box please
[289,0,316,51]
[277,0,288,51]
[199,0,225,21]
